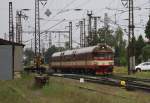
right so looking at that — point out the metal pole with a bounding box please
[69,22,72,49]
[128,0,135,74]
[19,11,23,43]
[9,2,14,42]
[58,33,61,48]
[93,17,97,35]
[128,0,131,75]
[93,17,97,45]
[131,0,135,73]
[35,0,41,69]
[16,11,19,43]
[83,18,86,47]
[35,0,37,57]
[87,11,92,46]
[16,11,22,44]
[49,32,52,48]
[31,39,33,50]
[80,21,83,47]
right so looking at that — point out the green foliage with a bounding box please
[120,57,127,66]
[44,45,65,64]
[145,16,150,41]
[87,26,128,66]
[97,27,115,47]
[44,45,59,64]
[142,44,150,62]
[0,75,150,103]
[24,48,34,66]
[135,35,146,64]
[114,27,127,66]
[64,41,70,50]
[43,82,65,96]
[114,27,124,46]
[87,32,99,46]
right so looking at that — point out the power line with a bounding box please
[51,0,79,19]
[42,0,79,27]
[74,0,92,8]
[40,19,66,34]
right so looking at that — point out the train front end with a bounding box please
[93,45,114,75]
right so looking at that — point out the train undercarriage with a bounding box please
[51,66,113,75]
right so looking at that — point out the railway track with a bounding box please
[110,75,150,83]
[51,73,150,93]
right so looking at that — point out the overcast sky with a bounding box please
[0,0,150,48]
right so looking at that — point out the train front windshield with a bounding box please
[94,52,113,59]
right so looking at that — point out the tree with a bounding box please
[44,45,65,64]
[24,48,34,66]
[97,27,114,47]
[145,16,150,42]
[44,45,59,64]
[87,30,99,46]
[64,41,70,50]
[142,45,150,61]
[114,27,127,66]
[135,35,145,64]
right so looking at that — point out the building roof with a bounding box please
[0,38,24,46]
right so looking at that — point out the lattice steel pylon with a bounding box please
[9,2,14,42]
[93,17,97,35]
[35,0,40,57]
[34,0,47,69]
[69,22,72,49]
[80,21,84,48]
[16,11,22,43]
[128,0,135,74]
[87,11,93,46]
[34,0,41,70]
[83,19,86,47]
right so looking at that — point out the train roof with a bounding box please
[52,52,61,57]
[52,44,113,57]
[74,45,98,54]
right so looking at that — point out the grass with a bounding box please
[0,73,150,103]
[113,66,150,79]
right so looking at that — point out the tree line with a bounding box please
[24,17,150,66]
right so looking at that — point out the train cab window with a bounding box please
[95,53,105,59]
[95,53,113,59]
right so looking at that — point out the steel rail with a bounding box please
[51,73,150,93]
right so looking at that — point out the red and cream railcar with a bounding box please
[50,44,114,75]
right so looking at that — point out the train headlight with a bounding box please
[120,81,126,87]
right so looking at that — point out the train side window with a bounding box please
[64,56,67,61]
[73,54,76,61]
